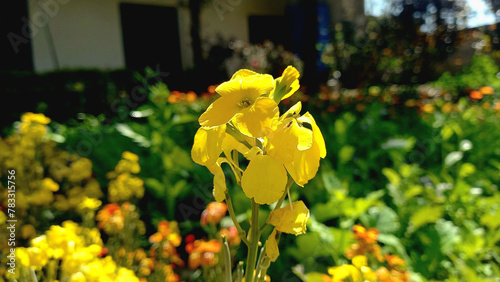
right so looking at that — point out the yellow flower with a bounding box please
[328,264,362,282]
[78,197,102,211]
[266,201,310,235]
[26,247,49,268]
[270,66,300,102]
[16,248,31,267]
[115,151,141,174]
[241,154,287,205]
[116,267,140,282]
[284,112,326,186]
[21,112,51,124]
[352,255,367,268]
[68,158,93,182]
[265,229,280,262]
[69,272,86,282]
[108,173,144,203]
[191,125,226,167]
[41,177,59,192]
[198,69,277,137]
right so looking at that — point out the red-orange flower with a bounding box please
[200,202,227,226]
[470,90,483,99]
[220,226,241,246]
[185,239,222,269]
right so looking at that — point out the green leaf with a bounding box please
[435,219,461,255]
[338,145,355,164]
[360,206,400,234]
[115,123,151,147]
[377,233,411,264]
[409,206,443,232]
[441,125,454,141]
[382,168,401,186]
[459,163,476,178]
[144,178,164,197]
[480,213,500,230]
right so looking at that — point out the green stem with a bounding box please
[245,200,260,281]
[225,191,250,246]
[222,236,233,282]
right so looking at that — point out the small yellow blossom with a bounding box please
[41,177,59,192]
[328,264,362,282]
[78,197,102,211]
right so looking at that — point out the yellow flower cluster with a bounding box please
[192,66,326,205]
[13,221,139,282]
[107,151,144,203]
[319,225,409,282]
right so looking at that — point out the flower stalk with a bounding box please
[245,200,261,281]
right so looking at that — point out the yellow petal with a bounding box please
[270,66,300,102]
[222,133,250,157]
[191,125,227,166]
[281,102,302,120]
[216,72,274,98]
[285,144,320,187]
[230,69,260,80]
[207,161,227,202]
[298,112,326,158]
[234,97,279,137]
[267,118,312,164]
[241,154,287,205]
[285,113,326,186]
[266,201,310,235]
[266,229,279,262]
[199,95,241,128]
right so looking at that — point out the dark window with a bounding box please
[0,0,33,71]
[120,4,182,74]
[248,15,290,47]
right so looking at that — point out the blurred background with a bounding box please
[1,0,499,125]
[1,0,500,281]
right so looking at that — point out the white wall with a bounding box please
[28,0,287,73]
[29,0,126,72]
[200,0,286,47]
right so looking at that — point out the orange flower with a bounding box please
[200,202,227,226]
[220,226,241,246]
[385,254,406,268]
[479,86,494,95]
[185,239,221,269]
[470,90,483,99]
[96,203,124,234]
[346,225,384,262]
[353,225,378,244]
